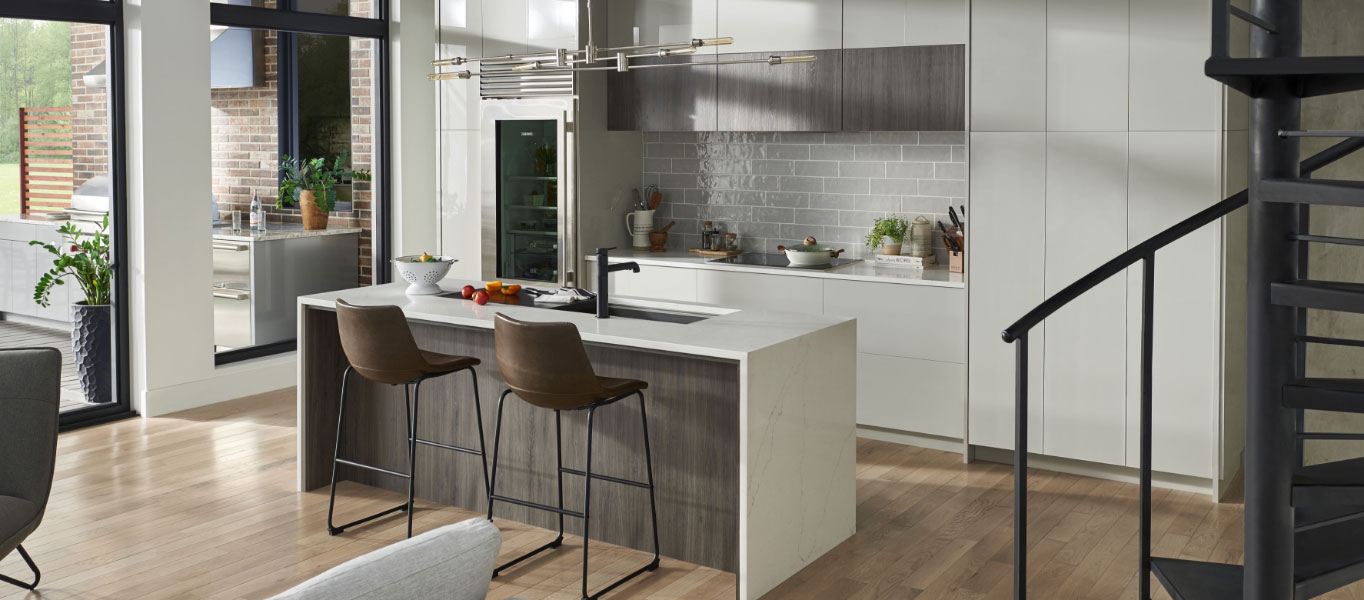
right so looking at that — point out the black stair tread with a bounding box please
[1271,281,1364,314]
[1294,457,1364,507]
[1296,456,1364,487]
[1296,514,1364,597]
[1297,505,1364,532]
[1150,558,1243,600]
[1262,178,1364,208]
[1207,56,1364,98]
[1284,378,1364,414]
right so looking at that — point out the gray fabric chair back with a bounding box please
[0,348,61,558]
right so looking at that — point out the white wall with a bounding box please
[121,0,435,417]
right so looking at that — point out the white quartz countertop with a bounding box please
[299,281,852,361]
[587,250,965,288]
[213,224,362,242]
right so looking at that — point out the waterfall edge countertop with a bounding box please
[296,280,857,599]
[587,250,966,288]
[298,280,854,361]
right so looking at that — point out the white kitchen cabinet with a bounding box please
[1046,0,1128,132]
[822,279,964,363]
[1125,132,1220,478]
[440,131,481,280]
[905,0,967,46]
[968,133,1046,451]
[438,0,482,131]
[607,0,718,51]
[719,0,842,53]
[970,0,1047,131]
[482,0,529,57]
[1043,132,1129,466]
[697,269,822,313]
[1129,0,1219,131]
[843,0,907,49]
[9,241,40,318]
[0,240,14,313]
[858,353,964,438]
[528,0,577,53]
[592,262,698,303]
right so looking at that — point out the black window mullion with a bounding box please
[0,0,119,24]
[210,2,385,39]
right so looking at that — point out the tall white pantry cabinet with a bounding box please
[966,0,1247,490]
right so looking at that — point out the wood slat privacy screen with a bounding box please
[19,107,74,215]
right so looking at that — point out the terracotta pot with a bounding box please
[300,190,329,231]
[880,242,903,256]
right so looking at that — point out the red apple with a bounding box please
[473,290,489,305]
[461,285,476,299]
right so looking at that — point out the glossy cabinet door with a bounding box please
[1046,0,1128,132]
[718,0,842,53]
[697,270,822,313]
[437,0,482,130]
[858,353,965,438]
[843,45,965,132]
[970,0,1047,131]
[1129,0,1219,131]
[1043,132,1129,466]
[606,0,718,49]
[591,263,699,303]
[482,0,528,57]
[715,50,841,132]
[1125,132,1220,478]
[527,0,577,53]
[823,280,964,362]
[0,240,13,313]
[967,132,1046,451]
[905,0,967,46]
[843,0,908,49]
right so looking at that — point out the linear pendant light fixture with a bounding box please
[428,0,816,81]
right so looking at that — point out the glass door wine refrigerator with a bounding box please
[480,98,575,287]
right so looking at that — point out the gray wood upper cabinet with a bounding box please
[714,50,842,132]
[843,45,965,131]
[607,55,717,131]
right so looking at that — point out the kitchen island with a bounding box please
[296,281,857,599]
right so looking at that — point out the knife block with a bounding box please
[947,230,965,274]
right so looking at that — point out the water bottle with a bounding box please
[250,194,262,230]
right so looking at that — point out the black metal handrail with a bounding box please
[1005,135,1364,600]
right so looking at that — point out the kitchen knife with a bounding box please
[948,206,963,231]
[941,234,958,254]
[938,220,950,235]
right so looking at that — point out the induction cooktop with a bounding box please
[707,253,862,271]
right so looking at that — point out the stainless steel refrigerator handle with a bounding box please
[213,242,250,252]
[212,290,250,300]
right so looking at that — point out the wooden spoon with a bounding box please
[649,190,663,211]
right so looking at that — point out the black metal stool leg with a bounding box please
[470,369,491,499]
[0,544,39,590]
[581,406,597,600]
[638,391,661,567]
[488,390,510,524]
[406,380,422,538]
[555,409,566,543]
[326,366,353,536]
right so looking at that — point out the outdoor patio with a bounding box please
[0,320,92,411]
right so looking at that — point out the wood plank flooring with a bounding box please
[2,389,1363,599]
[0,320,91,411]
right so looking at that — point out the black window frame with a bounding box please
[211,0,391,366]
[0,0,136,430]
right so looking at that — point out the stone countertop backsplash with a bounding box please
[641,131,967,262]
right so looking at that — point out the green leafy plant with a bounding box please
[865,215,910,249]
[30,214,111,307]
[277,150,372,212]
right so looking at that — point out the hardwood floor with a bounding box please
[2,389,1362,599]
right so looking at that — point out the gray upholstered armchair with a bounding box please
[0,347,61,591]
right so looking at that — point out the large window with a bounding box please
[0,0,132,429]
[209,0,387,364]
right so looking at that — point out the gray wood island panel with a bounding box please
[301,307,742,571]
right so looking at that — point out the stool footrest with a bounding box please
[335,458,411,479]
[587,557,662,600]
[493,534,565,577]
[559,467,652,489]
[414,437,485,456]
[490,494,586,518]
[329,502,410,535]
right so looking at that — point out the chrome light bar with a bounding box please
[429,53,816,81]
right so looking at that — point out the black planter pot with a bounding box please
[70,302,113,404]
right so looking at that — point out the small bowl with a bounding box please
[394,255,455,295]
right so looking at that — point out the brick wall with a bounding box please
[70,23,108,190]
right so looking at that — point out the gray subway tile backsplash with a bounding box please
[642,131,967,258]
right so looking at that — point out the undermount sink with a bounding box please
[551,300,713,324]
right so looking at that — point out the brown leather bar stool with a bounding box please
[486,314,661,600]
[327,299,490,539]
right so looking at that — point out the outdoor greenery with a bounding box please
[31,214,112,307]
[0,19,72,164]
[865,215,911,249]
[277,150,371,213]
[0,163,19,215]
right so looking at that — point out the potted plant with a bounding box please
[277,150,372,231]
[865,215,910,256]
[31,215,113,404]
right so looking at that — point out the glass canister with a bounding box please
[909,216,933,257]
[725,232,739,252]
